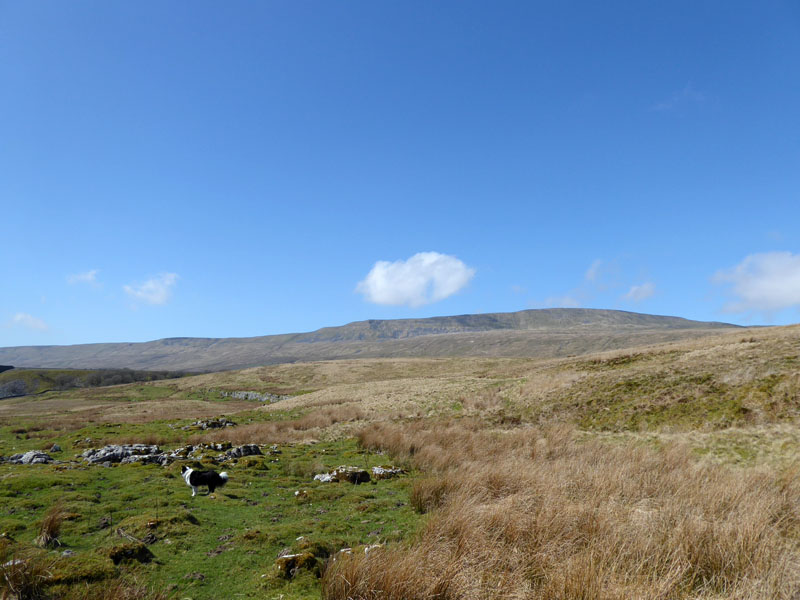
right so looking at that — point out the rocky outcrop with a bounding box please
[81,444,161,465]
[313,466,371,484]
[181,417,236,431]
[220,444,261,460]
[371,465,406,480]
[79,442,260,467]
[220,390,291,403]
[5,450,54,465]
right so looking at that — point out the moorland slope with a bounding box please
[0,308,740,371]
[1,324,800,599]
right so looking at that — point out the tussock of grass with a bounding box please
[190,404,365,445]
[59,578,169,600]
[325,421,800,599]
[35,501,67,549]
[0,543,56,600]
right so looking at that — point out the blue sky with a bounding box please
[2,1,800,346]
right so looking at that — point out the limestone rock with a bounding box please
[82,444,160,465]
[221,444,262,460]
[313,466,370,484]
[9,450,53,465]
[371,465,406,480]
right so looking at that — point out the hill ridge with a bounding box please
[0,308,741,372]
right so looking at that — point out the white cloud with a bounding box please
[11,313,49,331]
[542,295,581,308]
[68,269,99,285]
[124,273,179,306]
[356,252,475,307]
[623,282,656,302]
[585,259,603,282]
[652,84,706,111]
[714,252,800,313]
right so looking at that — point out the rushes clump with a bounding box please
[324,421,800,599]
[0,545,54,600]
[64,578,169,600]
[35,502,67,549]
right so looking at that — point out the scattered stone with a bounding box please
[181,417,236,431]
[184,572,205,581]
[220,390,291,403]
[98,516,112,529]
[371,465,406,480]
[61,549,75,556]
[141,533,157,545]
[120,454,168,466]
[50,444,62,453]
[82,444,160,465]
[220,444,262,460]
[8,450,53,465]
[78,442,249,468]
[313,466,371,485]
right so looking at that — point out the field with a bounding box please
[1,324,800,599]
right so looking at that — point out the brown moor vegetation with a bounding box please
[321,420,799,599]
[2,324,800,598]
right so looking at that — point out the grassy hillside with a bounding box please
[1,324,799,599]
[0,308,741,371]
[0,368,186,399]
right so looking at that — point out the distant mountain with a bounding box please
[0,309,741,372]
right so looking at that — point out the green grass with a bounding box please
[0,368,186,398]
[0,428,420,600]
[0,369,94,395]
[571,371,759,431]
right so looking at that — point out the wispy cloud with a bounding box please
[124,273,179,306]
[622,282,656,302]
[67,269,99,285]
[356,252,475,307]
[10,312,49,331]
[585,259,603,282]
[713,252,800,314]
[652,84,706,112]
[542,295,581,308]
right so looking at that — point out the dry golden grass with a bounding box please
[34,501,67,549]
[190,404,366,445]
[0,394,256,430]
[323,420,800,599]
[61,579,169,600]
[0,543,55,600]
[4,325,800,599]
